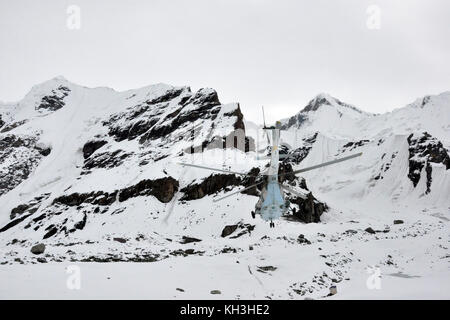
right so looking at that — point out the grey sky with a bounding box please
[1,0,449,123]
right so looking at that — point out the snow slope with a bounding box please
[0,79,449,299]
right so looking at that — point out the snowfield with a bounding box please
[0,78,449,299]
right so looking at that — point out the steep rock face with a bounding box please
[0,134,50,196]
[0,176,179,239]
[0,78,258,243]
[180,168,262,201]
[289,192,328,223]
[180,174,242,201]
[407,132,450,193]
[36,86,70,112]
[82,140,108,159]
[277,163,328,223]
[119,177,179,203]
[83,149,132,171]
[281,133,318,165]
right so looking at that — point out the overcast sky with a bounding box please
[1,0,449,123]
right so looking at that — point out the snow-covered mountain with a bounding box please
[1,79,449,299]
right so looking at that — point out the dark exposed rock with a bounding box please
[278,163,296,183]
[36,146,51,156]
[229,224,255,239]
[281,133,317,165]
[146,88,185,105]
[113,237,127,243]
[10,193,50,220]
[170,249,204,257]
[109,117,160,142]
[82,140,108,159]
[181,174,241,201]
[297,234,311,244]
[53,190,117,207]
[10,204,31,220]
[79,254,160,263]
[365,227,376,234]
[0,214,33,233]
[140,88,221,142]
[32,213,47,223]
[221,224,238,237]
[74,214,87,230]
[289,192,327,223]
[31,243,46,255]
[43,226,58,239]
[0,135,48,196]
[180,167,262,201]
[407,132,450,193]
[0,114,4,129]
[83,149,131,170]
[393,220,404,225]
[342,139,370,151]
[221,247,238,254]
[210,290,221,295]
[225,103,245,131]
[0,119,27,133]
[36,86,70,111]
[119,177,179,203]
[180,236,202,244]
[52,176,178,233]
[257,266,277,273]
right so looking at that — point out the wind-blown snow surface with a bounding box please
[1,79,449,299]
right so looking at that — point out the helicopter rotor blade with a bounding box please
[280,185,308,200]
[213,181,264,203]
[262,106,266,127]
[178,163,251,176]
[261,106,271,145]
[279,152,362,178]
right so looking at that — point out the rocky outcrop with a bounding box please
[221,222,255,238]
[119,177,179,203]
[407,132,450,193]
[180,174,241,201]
[0,119,27,133]
[0,214,33,233]
[342,139,370,151]
[180,236,202,244]
[289,192,327,223]
[142,89,221,142]
[180,168,262,201]
[36,86,70,112]
[31,243,46,255]
[82,140,108,159]
[53,190,118,207]
[54,176,179,208]
[281,133,317,164]
[281,175,327,223]
[83,149,131,171]
[10,194,50,220]
[221,224,238,237]
[0,135,50,196]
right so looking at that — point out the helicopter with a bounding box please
[179,108,362,228]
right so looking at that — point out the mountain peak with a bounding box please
[302,93,364,114]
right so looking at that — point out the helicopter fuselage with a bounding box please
[255,125,289,222]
